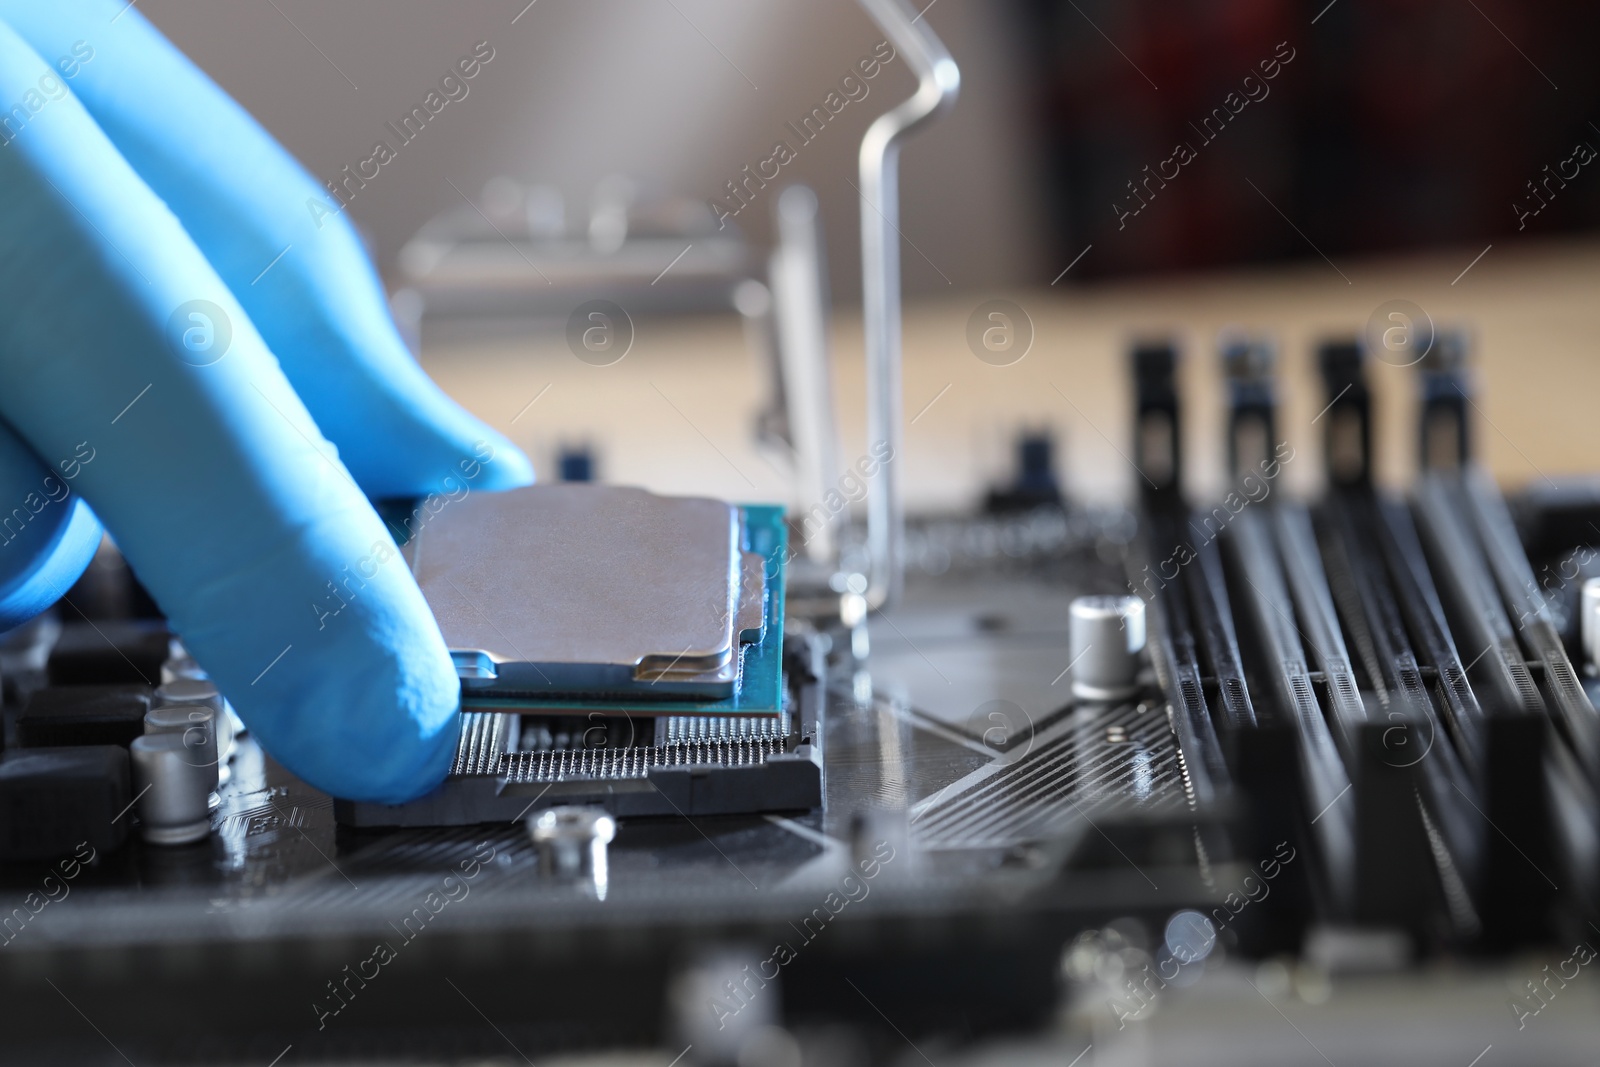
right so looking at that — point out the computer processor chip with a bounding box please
[406,484,769,701]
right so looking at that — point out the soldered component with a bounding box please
[1068,595,1146,701]
[129,733,212,846]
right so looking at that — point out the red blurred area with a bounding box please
[1021,0,1600,277]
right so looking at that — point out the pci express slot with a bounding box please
[1314,489,1484,934]
[1374,489,1556,941]
[1413,475,1545,716]
[1224,507,1356,914]
[1371,498,1487,776]
[1304,343,1494,932]
[1273,498,1467,929]
[1463,468,1600,779]
[1131,342,1230,812]
[1134,342,1347,911]
[1185,528,1322,906]
[1136,509,1229,805]
[1413,471,1597,919]
[1337,339,1572,935]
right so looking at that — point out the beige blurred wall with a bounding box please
[144,0,1049,300]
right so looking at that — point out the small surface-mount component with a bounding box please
[0,746,129,860]
[129,733,212,846]
[46,620,170,687]
[15,684,153,749]
[1068,595,1147,701]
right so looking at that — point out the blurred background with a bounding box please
[147,0,1048,297]
[1024,0,1600,278]
[142,0,1600,506]
[146,0,1600,292]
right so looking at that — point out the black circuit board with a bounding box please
[0,524,1222,1064]
[1,343,1597,1063]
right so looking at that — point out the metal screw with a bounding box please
[528,806,616,891]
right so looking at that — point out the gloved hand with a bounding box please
[0,3,532,802]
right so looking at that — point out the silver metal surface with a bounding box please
[444,707,792,783]
[452,710,517,776]
[1068,595,1147,701]
[912,699,1186,850]
[155,677,234,779]
[155,678,221,714]
[1584,577,1600,670]
[159,654,205,685]
[771,185,842,565]
[129,733,212,846]
[144,705,219,792]
[145,703,224,810]
[409,484,745,697]
[500,739,783,784]
[527,805,615,890]
[856,0,960,610]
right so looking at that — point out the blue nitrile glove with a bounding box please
[0,4,533,803]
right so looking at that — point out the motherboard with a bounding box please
[1,328,1596,1065]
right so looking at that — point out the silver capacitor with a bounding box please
[145,705,220,801]
[130,733,213,845]
[160,653,206,685]
[1582,578,1600,672]
[156,678,235,777]
[1068,595,1147,701]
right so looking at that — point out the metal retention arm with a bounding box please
[856,0,959,608]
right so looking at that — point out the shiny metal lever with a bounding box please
[855,0,959,609]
